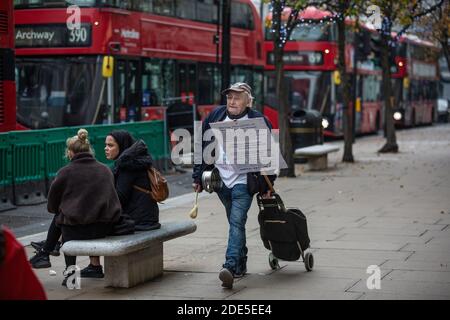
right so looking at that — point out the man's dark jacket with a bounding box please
[193,105,276,194]
[47,152,121,226]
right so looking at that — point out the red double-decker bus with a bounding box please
[263,6,383,137]
[391,34,440,127]
[0,0,19,132]
[13,0,264,130]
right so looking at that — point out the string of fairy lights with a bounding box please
[267,1,403,49]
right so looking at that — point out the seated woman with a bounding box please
[47,129,121,286]
[79,131,161,279]
[105,130,160,230]
[30,130,160,280]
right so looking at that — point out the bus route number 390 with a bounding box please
[69,27,88,44]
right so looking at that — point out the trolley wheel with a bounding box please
[268,252,280,270]
[304,252,314,271]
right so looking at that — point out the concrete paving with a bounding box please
[19,124,450,300]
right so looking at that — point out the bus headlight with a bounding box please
[322,118,329,129]
[393,112,402,121]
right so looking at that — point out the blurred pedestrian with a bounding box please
[0,226,47,300]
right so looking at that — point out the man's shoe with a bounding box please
[31,240,61,256]
[29,249,51,269]
[219,268,234,289]
[80,264,104,278]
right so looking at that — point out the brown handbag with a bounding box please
[133,167,169,203]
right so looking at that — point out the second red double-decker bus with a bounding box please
[263,6,383,137]
[13,0,265,130]
[263,6,440,138]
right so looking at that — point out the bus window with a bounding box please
[231,2,254,30]
[264,72,279,110]
[178,63,197,104]
[144,59,158,106]
[114,59,141,122]
[282,71,331,113]
[198,63,216,105]
[128,60,140,122]
[116,60,126,122]
[98,0,132,9]
[403,79,409,102]
[231,66,260,104]
[153,0,175,16]
[264,71,331,113]
[161,60,176,102]
[289,77,309,110]
[142,58,176,106]
[392,78,402,108]
[14,0,95,8]
[176,0,196,20]
[273,23,336,42]
[137,0,152,12]
[197,0,218,23]
[362,75,380,102]
[231,66,252,85]
[312,72,331,113]
[253,70,264,109]
[15,56,102,128]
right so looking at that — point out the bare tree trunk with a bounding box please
[274,46,295,177]
[337,17,354,162]
[379,31,398,153]
[270,0,295,177]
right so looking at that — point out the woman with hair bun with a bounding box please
[30,129,121,287]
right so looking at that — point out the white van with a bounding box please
[437,98,449,122]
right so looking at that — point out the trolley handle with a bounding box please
[260,175,286,212]
[263,174,275,193]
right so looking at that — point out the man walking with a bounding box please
[192,82,276,289]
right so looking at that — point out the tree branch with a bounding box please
[396,0,445,40]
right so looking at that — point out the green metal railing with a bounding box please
[8,130,46,184]
[0,121,169,205]
[0,134,12,188]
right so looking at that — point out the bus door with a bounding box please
[115,58,141,123]
[177,62,197,106]
[167,62,198,133]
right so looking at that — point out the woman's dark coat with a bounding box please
[47,152,121,226]
[113,140,159,230]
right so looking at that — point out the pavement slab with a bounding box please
[383,270,450,283]
[380,260,450,272]
[348,278,450,298]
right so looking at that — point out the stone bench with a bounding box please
[61,220,196,288]
[294,144,340,170]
